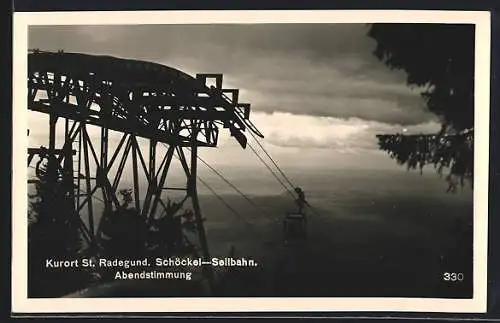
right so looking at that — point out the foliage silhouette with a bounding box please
[28,155,97,297]
[27,152,207,295]
[95,190,201,282]
[367,24,475,190]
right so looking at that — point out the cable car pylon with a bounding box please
[26,50,264,291]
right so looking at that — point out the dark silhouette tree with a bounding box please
[149,199,199,257]
[367,24,475,190]
[96,189,200,282]
[95,188,149,282]
[97,189,148,261]
[28,154,94,297]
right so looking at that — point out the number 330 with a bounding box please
[443,272,464,282]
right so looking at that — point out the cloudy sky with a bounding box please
[27,24,441,176]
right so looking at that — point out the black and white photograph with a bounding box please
[12,10,490,313]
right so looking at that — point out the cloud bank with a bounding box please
[28,24,442,171]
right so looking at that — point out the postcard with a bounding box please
[11,9,490,314]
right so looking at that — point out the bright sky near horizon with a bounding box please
[27,24,442,173]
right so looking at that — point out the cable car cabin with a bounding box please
[283,213,307,243]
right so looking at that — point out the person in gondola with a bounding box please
[294,187,309,214]
[283,187,310,243]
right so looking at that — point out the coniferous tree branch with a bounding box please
[367,24,475,190]
[376,128,473,191]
